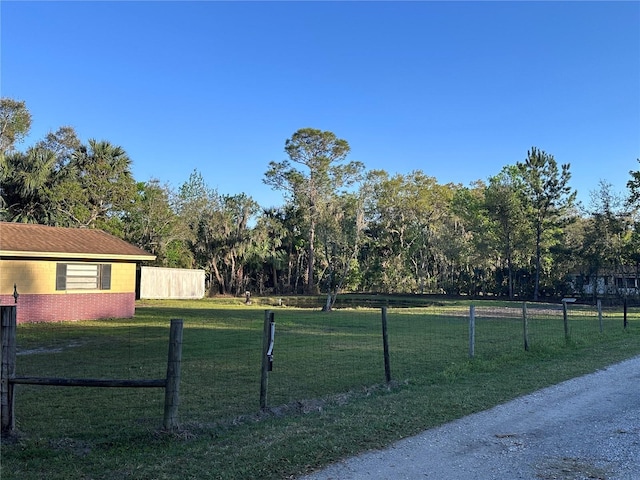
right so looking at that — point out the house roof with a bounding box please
[0,222,156,261]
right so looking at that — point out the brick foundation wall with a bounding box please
[0,292,136,323]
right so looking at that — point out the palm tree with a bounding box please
[2,147,57,223]
[56,139,136,229]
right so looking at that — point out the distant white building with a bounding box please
[569,268,639,297]
[139,266,205,299]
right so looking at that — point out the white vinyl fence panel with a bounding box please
[140,267,205,299]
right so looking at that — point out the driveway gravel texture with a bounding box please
[300,355,640,480]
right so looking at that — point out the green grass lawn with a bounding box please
[2,298,639,480]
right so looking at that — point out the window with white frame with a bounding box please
[56,263,111,290]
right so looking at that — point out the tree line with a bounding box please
[2,98,639,305]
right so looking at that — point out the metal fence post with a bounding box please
[381,307,391,383]
[522,302,529,352]
[562,301,570,342]
[597,299,603,333]
[469,305,475,358]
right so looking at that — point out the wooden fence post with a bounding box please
[468,305,475,358]
[1,306,17,435]
[522,302,529,352]
[163,318,183,431]
[260,310,274,410]
[381,307,391,383]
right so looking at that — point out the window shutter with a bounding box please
[56,263,67,290]
[100,264,112,290]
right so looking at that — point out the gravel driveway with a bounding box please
[301,356,640,480]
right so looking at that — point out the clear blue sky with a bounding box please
[2,1,639,209]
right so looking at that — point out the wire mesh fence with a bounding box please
[9,318,168,436]
[5,299,639,437]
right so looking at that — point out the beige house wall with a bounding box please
[0,259,136,295]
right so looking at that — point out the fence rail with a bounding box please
[9,377,166,388]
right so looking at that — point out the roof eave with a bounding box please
[0,250,156,261]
